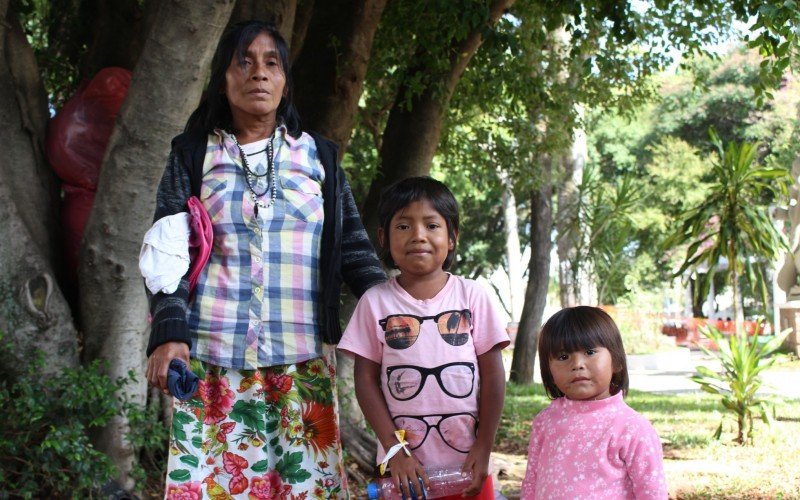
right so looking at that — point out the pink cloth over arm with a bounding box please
[187,195,212,297]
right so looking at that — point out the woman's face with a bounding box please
[224,32,286,129]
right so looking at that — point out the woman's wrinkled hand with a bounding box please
[146,342,190,395]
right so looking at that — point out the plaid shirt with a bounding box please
[187,128,325,368]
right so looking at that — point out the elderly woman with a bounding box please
[143,21,385,498]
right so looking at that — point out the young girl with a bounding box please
[338,177,509,499]
[520,306,667,500]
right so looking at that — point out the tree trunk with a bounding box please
[510,156,552,384]
[556,114,590,307]
[79,0,157,77]
[77,0,235,487]
[501,172,524,321]
[288,0,314,64]
[292,0,388,155]
[556,150,579,307]
[2,6,58,267]
[360,0,515,236]
[0,4,79,377]
[230,0,297,42]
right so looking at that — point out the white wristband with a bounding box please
[378,429,411,475]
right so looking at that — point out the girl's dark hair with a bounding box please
[377,176,459,270]
[538,306,629,399]
[185,21,301,137]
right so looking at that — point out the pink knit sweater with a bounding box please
[520,392,667,499]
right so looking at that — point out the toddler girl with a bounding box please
[520,306,667,499]
[338,177,509,499]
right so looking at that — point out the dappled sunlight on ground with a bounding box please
[663,424,800,499]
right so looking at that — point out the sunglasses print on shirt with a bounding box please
[386,362,475,401]
[378,309,473,349]
[392,412,477,453]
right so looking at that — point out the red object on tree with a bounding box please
[46,67,132,283]
[45,67,131,190]
[61,184,96,280]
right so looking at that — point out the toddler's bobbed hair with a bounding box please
[538,306,629,399]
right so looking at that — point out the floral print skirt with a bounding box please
[164,353,348,499]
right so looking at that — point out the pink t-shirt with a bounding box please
[520,392,667,500]
[338,274,509,467]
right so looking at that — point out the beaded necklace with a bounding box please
[231,133,276,216]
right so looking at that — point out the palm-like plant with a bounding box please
[690,326,789,444]
[665,128,791,324]
[666,129,792,444]
[565,163,643,304]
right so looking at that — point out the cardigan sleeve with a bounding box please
[145,149,193,356]
[339,172,386,298]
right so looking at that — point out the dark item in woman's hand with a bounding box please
[167,358,199,400]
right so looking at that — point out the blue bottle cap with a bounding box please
[367,482,380,499]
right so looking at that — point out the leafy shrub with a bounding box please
[127,393,170,497]
[0,358,123,498]
[690,326,789,444]
[0,331,142,499]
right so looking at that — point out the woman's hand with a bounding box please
[389,452,428,499]
[146,341,190,394]
[461,442,490,497]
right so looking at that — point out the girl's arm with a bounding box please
[520,418,543,499]
[623,420,668,499]
[461,345,505,496]
[354,355,429,498]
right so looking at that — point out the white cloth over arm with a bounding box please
[139,212,192,294]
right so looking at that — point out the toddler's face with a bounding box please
[548,346,615,401]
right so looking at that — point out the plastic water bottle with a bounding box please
[367,464,473,499]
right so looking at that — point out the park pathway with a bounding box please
[627,348,800,399]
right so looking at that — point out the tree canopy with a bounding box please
[2,0,800,494]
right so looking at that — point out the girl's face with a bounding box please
[548,346,616,401]
[380,198,455,280]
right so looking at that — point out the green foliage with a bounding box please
[664,129,791,319]
[496,382,550,453]
[0,333,168,498]
[563,162,644,303]
[126,398,170,498]
[690,326,790,444]
[653,49,799,153]
[11,0,88,108]
[737,0,800,103]
[0,350,120,497]
[585,47,797,305]
[434,165,508,280]
[642,137,711,218]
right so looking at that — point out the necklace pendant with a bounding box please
[254,203,258,217]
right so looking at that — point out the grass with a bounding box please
[496,382,800,499]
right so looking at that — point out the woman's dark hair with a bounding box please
[185,20,301,137]
[377,176,459,270]
[538,306,629,399]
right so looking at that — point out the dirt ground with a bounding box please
[492,452,527,499]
